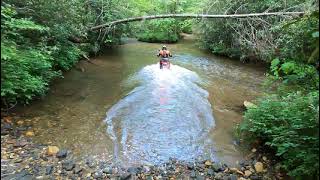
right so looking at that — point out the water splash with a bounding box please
[105,63,216,166]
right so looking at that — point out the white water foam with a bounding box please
[105,63,216,165]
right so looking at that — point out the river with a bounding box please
[16,37,265,167]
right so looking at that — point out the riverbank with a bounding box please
[2,113,283,180]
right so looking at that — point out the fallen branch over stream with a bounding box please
[90,12,305,31]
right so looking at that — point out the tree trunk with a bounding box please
[89,12,305,31]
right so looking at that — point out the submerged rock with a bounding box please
[62,160,75,171]
[47,146,59,156]
[56,149,68,159]
[25,131,35,137]
[46,166,54,175]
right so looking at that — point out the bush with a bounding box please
[240,91,319,178]
[1,6,60,105]
[137,19,181,43]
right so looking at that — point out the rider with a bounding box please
[157,45,172,69]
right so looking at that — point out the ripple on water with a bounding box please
[105,64,216,166]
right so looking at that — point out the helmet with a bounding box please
[162,45,167,50]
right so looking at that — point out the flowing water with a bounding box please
[16,37,265,167]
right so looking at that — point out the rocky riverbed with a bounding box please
[1,114,283,180]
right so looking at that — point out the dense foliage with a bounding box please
[193,0,320,178]
[137,19,181,43]
[134,0,199,42]
[241,91,319,178]
[197,0,318,62]
[1,0,133,105]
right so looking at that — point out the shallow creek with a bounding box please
[16,37,266,167]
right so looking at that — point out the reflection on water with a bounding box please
[105,64,215,165]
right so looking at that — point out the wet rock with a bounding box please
[238,178,247,180]
[120,173,131,180]
[127,167,139,174]
[197,163,205,170]
[17,127,28,131]
[250,175,261,180]
[229,175,237,180]
[47,146,59,156]
[230,167,244,176]
[73,165,82,174]
[86,159,95,168]
[207,169,215,176]
[25,131,35,137]
[244,170,252,177]
[103,167,113,174]
[13,140,28,147]
[56,149,68,159]
[190,170,196,178]
[3,123,12,130]
[143,165,151,173]
[146,175,153,180]
[46,166,54,175]
[187,162,194,170]
[262,156,267,161]
[204,160,212,166]
[215,172,224,179]
[14,158,23,163]
[94,171,104,179]
[254,162,264,173]
[239,160,250,167]
[1,129,9,135]
[196,174,205,180]
[62,160,75,171]
[15,169,32,178]
[17,120,24,125]
[212,163,223,172]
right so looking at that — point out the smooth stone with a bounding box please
[86,159,95,168]
[244,170,252,177]
[62,160,75,171]
[120,173,131,180]
[73,166,82,174]
[46,166,53,175]
[127,167,139,174]
[103,167,113,174]
[230,174,237,180]
[196,174,205,180]
[212,164,223,172]
[190,170,196,178]
[207,169,214,176]
[204,160,212,166]
[254,162,264,173]
[47,146,59,156]
[215,172,224,179]
[94,171,103,179]
[56,149,68,159]
[25,131,35,137]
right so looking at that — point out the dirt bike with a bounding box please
[160,58,171,69]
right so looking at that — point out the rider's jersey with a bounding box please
[158,50,171,58]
